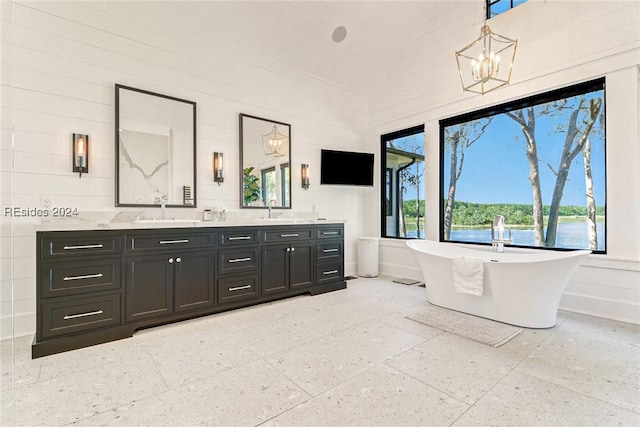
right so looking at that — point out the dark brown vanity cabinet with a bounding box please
[125,251,215,322]
[261,228,314,295]
[34,223,346,358]
[125,231,215,321]
[216,229,260,305]
[315,226,345,286]
[36,231,124,352]
[261,242,314,295]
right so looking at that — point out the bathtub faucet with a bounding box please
[491,215,512,253]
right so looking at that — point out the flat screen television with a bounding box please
[320,149,374,186]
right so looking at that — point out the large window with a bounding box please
[381,125,425,239]
[440,78,606,252]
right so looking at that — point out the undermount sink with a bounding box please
[133,219,202,224]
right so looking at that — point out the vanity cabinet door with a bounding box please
[262,242,313,294]
[261,244,289,295]
[174,252,215,313]
[289,242,313,290]
[125,255,173,322]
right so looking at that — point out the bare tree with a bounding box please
[505,108,545,245]
[583,137,597,249]
[544,98,602,246]
[443,119,492,239]
[507,97,603,247]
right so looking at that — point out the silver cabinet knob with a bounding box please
[176,257,181,263]
[168,258,174,263]
[291,247,295,252]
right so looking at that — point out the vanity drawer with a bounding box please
[126,232,212,253]
[316,241,343,263]
[40,258,121,298]
[217,274,259,304]
[218,247,259,275]
[41,233,121,259]
[316,226,343,240]
[41,293,121,339]
[218,229,260,246]
[262,228,313,243]
[316,263,344,285]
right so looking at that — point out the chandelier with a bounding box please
[262,125,288,156]
[455,25,517,94]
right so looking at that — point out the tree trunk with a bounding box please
[583,137,598,250]
[526,138,545,246]
[508,108,545,245]
[443,141,459,240]
[398,184,406,238]
[545,99,601,247]
[415,170,421,238]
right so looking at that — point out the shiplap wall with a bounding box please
[0,1,376,338]
[372,1,640,324]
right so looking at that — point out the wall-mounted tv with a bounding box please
[320,149,374,186]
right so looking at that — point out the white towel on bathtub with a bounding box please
[453,256,485,296]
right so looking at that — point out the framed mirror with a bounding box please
[240,114,291,209]
[115,84,196,207]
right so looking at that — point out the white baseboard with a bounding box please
[560,291,639,325]
[1,312,35,340]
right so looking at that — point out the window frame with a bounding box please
[380,124,426,240]
[439,77,607,253]
[486,0,527,19]
[260,166,276,204]
[280,162,290,206]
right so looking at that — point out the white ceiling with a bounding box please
[123,1,471,95]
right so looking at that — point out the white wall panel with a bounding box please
[372,1,640,325]
[1,1,372,338]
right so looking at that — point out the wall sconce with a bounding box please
[72,133,89,178]
[213,152,224,185]
[301,163,310,190]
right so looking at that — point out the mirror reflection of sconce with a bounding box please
[72,133,89,178]
[301,163,310,190]
[262,125,288,156]
[213,152,224,185]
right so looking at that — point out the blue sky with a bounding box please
[443,92,606,207]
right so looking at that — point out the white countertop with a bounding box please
[34,218,346,232]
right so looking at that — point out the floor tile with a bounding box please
[378,310,443,339]
[316,363,469,427]
[2,278,637,426]
[38,336,150,382]
[387,332,527,405]
[72,359,310,426]
[12,352,167,426]
[516,316,640,412]
[1,335,41,391]
[260,398,345,427]
[285,295,405,335]
[266,320,426,396]
[453,370,640,426]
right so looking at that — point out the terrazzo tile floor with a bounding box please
[1,277,639,426]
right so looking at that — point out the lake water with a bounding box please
[408,221,605,251]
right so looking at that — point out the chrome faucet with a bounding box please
[268,199,277,218]
[491,215,512,253]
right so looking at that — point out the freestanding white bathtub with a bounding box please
[406,240,591,328]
